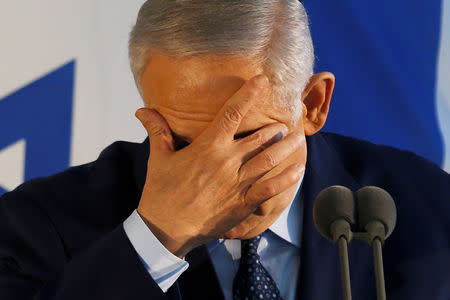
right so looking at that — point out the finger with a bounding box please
[204,74,269,142]
[239,132,305,182]
[236,123,288,164]
[245,163,305,207]
[135,108,175,154]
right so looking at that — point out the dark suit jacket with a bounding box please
[0,132,448,300]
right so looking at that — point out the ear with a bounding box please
[301,72,335,136]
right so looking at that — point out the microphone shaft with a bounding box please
[372,238,386,300]
[338,236,352,300]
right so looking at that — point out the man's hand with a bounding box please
[135,74,304,258]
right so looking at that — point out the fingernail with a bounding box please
[277,128,288,140]
[273,132,284,142]
[254,75,268,88]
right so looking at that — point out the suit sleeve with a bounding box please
[0,191,173,300]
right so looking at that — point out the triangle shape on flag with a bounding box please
[0,139,25,193]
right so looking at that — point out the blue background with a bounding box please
[303,0,444,166]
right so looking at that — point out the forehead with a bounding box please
[140,50,287,141]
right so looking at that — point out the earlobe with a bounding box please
[301,72,335,136]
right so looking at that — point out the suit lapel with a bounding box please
[297,133,374,299]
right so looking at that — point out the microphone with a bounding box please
[354,186,397,243]
[313,185,397,300]
[354,186,397,300]
[313,185,355,300]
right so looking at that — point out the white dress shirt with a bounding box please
[123,175,304,300]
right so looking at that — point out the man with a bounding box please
[0,0,449,299]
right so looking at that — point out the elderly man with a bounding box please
[0,0,449,299]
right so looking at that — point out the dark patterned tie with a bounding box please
[232,235,283,300]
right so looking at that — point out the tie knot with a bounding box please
[240,235,261,256]
[234,234,283,299]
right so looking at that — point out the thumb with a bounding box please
[135,108,175,153]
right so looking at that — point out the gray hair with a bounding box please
[129,0,314,124]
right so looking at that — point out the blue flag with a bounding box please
[303,0,446,168]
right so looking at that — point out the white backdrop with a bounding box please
[0,0,147,173]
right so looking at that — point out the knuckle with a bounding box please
[256,203,272,216]
[249,132,266,146]
[210,138,225,150]
[141,118,161,135]
[217,155,236,174]
[223,105,243,123]
[289,169,300,182]
[222,155,235,170]
[148,123,164,136]
[262,152,277,168]
[246,86,260,99]
[262,184,276,198]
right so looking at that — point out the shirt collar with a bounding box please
[268,173,304,248]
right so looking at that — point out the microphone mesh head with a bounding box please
[356,186,397,239]
[313,185,356,241]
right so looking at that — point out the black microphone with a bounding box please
[354,186,397,300]
[313,185,355,300]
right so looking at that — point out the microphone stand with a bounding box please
[372,238,386,300]
[333,220,388,300]
[366,220,387,300]
[331,219,353,300]
[338,236,352,300]
[355,220,388,300]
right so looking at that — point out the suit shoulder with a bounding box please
[319,132,449,188]
[0,139,146,220]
